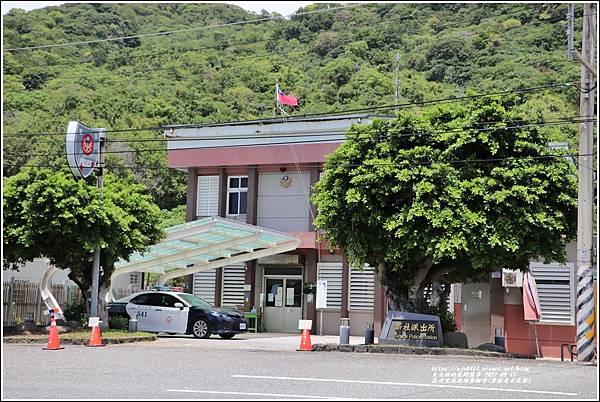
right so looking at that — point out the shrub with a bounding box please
[424,305,458,333]
[108,316,129,330]
[63,299,87,322]
[501,18,522,30]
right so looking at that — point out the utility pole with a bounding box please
[567,4,574,61]
[574,3,596,363]
[394,52,401,112]
[90,129,106,319]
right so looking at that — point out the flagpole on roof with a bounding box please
[274,81,279,118]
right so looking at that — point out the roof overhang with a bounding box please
[164,114,394,150]
[108,217,300,301]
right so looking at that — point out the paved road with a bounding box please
[3,335,597,400]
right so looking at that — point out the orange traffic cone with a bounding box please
[87,323,105,347]
[43,308,64,350]
[297,329,313,351]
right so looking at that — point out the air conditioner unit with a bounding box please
[502,268,523,287]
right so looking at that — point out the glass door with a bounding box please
[263,277,302,332]
[281,278,302,331]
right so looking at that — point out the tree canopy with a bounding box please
[3,168,164,319]
[312,96,577,312]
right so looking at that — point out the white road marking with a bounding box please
[231,375,578,397]
[165,389,356,399]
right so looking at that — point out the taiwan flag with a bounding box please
[276,85,299,106]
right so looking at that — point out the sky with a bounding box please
[1,1,317,16]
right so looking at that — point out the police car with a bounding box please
[113,291,248,339]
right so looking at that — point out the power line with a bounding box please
[4,10,582,90]
[4,4,366,52]
[6,119,595,159]
[4,153,594,172]
[2,82,582,138]
[5,116,593,145]
[7,4,582,69]
[10,13,413,70]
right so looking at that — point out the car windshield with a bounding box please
[114,293,138,303]
[176,293,213,308]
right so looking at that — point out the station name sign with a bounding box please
[66,121,104,179]
[378,311,443,347]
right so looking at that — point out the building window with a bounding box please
[197,176,219,217]
[221,264,246,308]
[227,176,248,215]
[349,264,375,311]
[129,273,139,286]
[530,262,575,325]
[317,262,342,309]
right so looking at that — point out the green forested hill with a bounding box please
[2,2,584,213]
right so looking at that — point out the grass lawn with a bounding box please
[3,329,156,342]
[59,330,154,339]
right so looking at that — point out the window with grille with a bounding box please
[317,262,342,309]
[227,176,248,216]
[349,264,375,311]
[221,264,246,307]
[197,176,219,217]
[194,269,216,305]
[530,262,575,325]
[129,273,139,285]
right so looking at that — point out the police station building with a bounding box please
[112,113,587,357]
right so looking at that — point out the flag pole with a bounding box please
[274,81,279,118]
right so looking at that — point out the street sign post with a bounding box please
[316,280,327,335]
[66,121,106,320]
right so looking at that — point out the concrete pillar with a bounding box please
[184,168,198,292]
[211,168,228,306]
[243,166,258,311]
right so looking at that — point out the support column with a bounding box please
[218,167,227,217]
[186,167,198,222]
[214,167,227,307]
[305,249,318,332]
[184,168,198,293]
[341,253,349,319]
[244,167,259,311]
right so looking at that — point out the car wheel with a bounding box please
[192,319,210,339]
[219,333,235,339]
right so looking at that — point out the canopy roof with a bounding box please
[108,217,300,301]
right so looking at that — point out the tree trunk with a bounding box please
[68,272,90,314]
[374,254,433,313]
[98,282,110,325]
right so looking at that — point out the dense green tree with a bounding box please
[2,2,582,218]
[3,168,164,321]
[312,96,577,312]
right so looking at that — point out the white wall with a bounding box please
[2,259,72,284]
[257,172,310,232]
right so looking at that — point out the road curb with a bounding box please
[311,343,534,359]
[3,335,157,345]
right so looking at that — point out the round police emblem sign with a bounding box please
[66,121,103,179]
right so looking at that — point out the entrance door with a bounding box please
[264,277,302,332]
[461,282,491,347]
